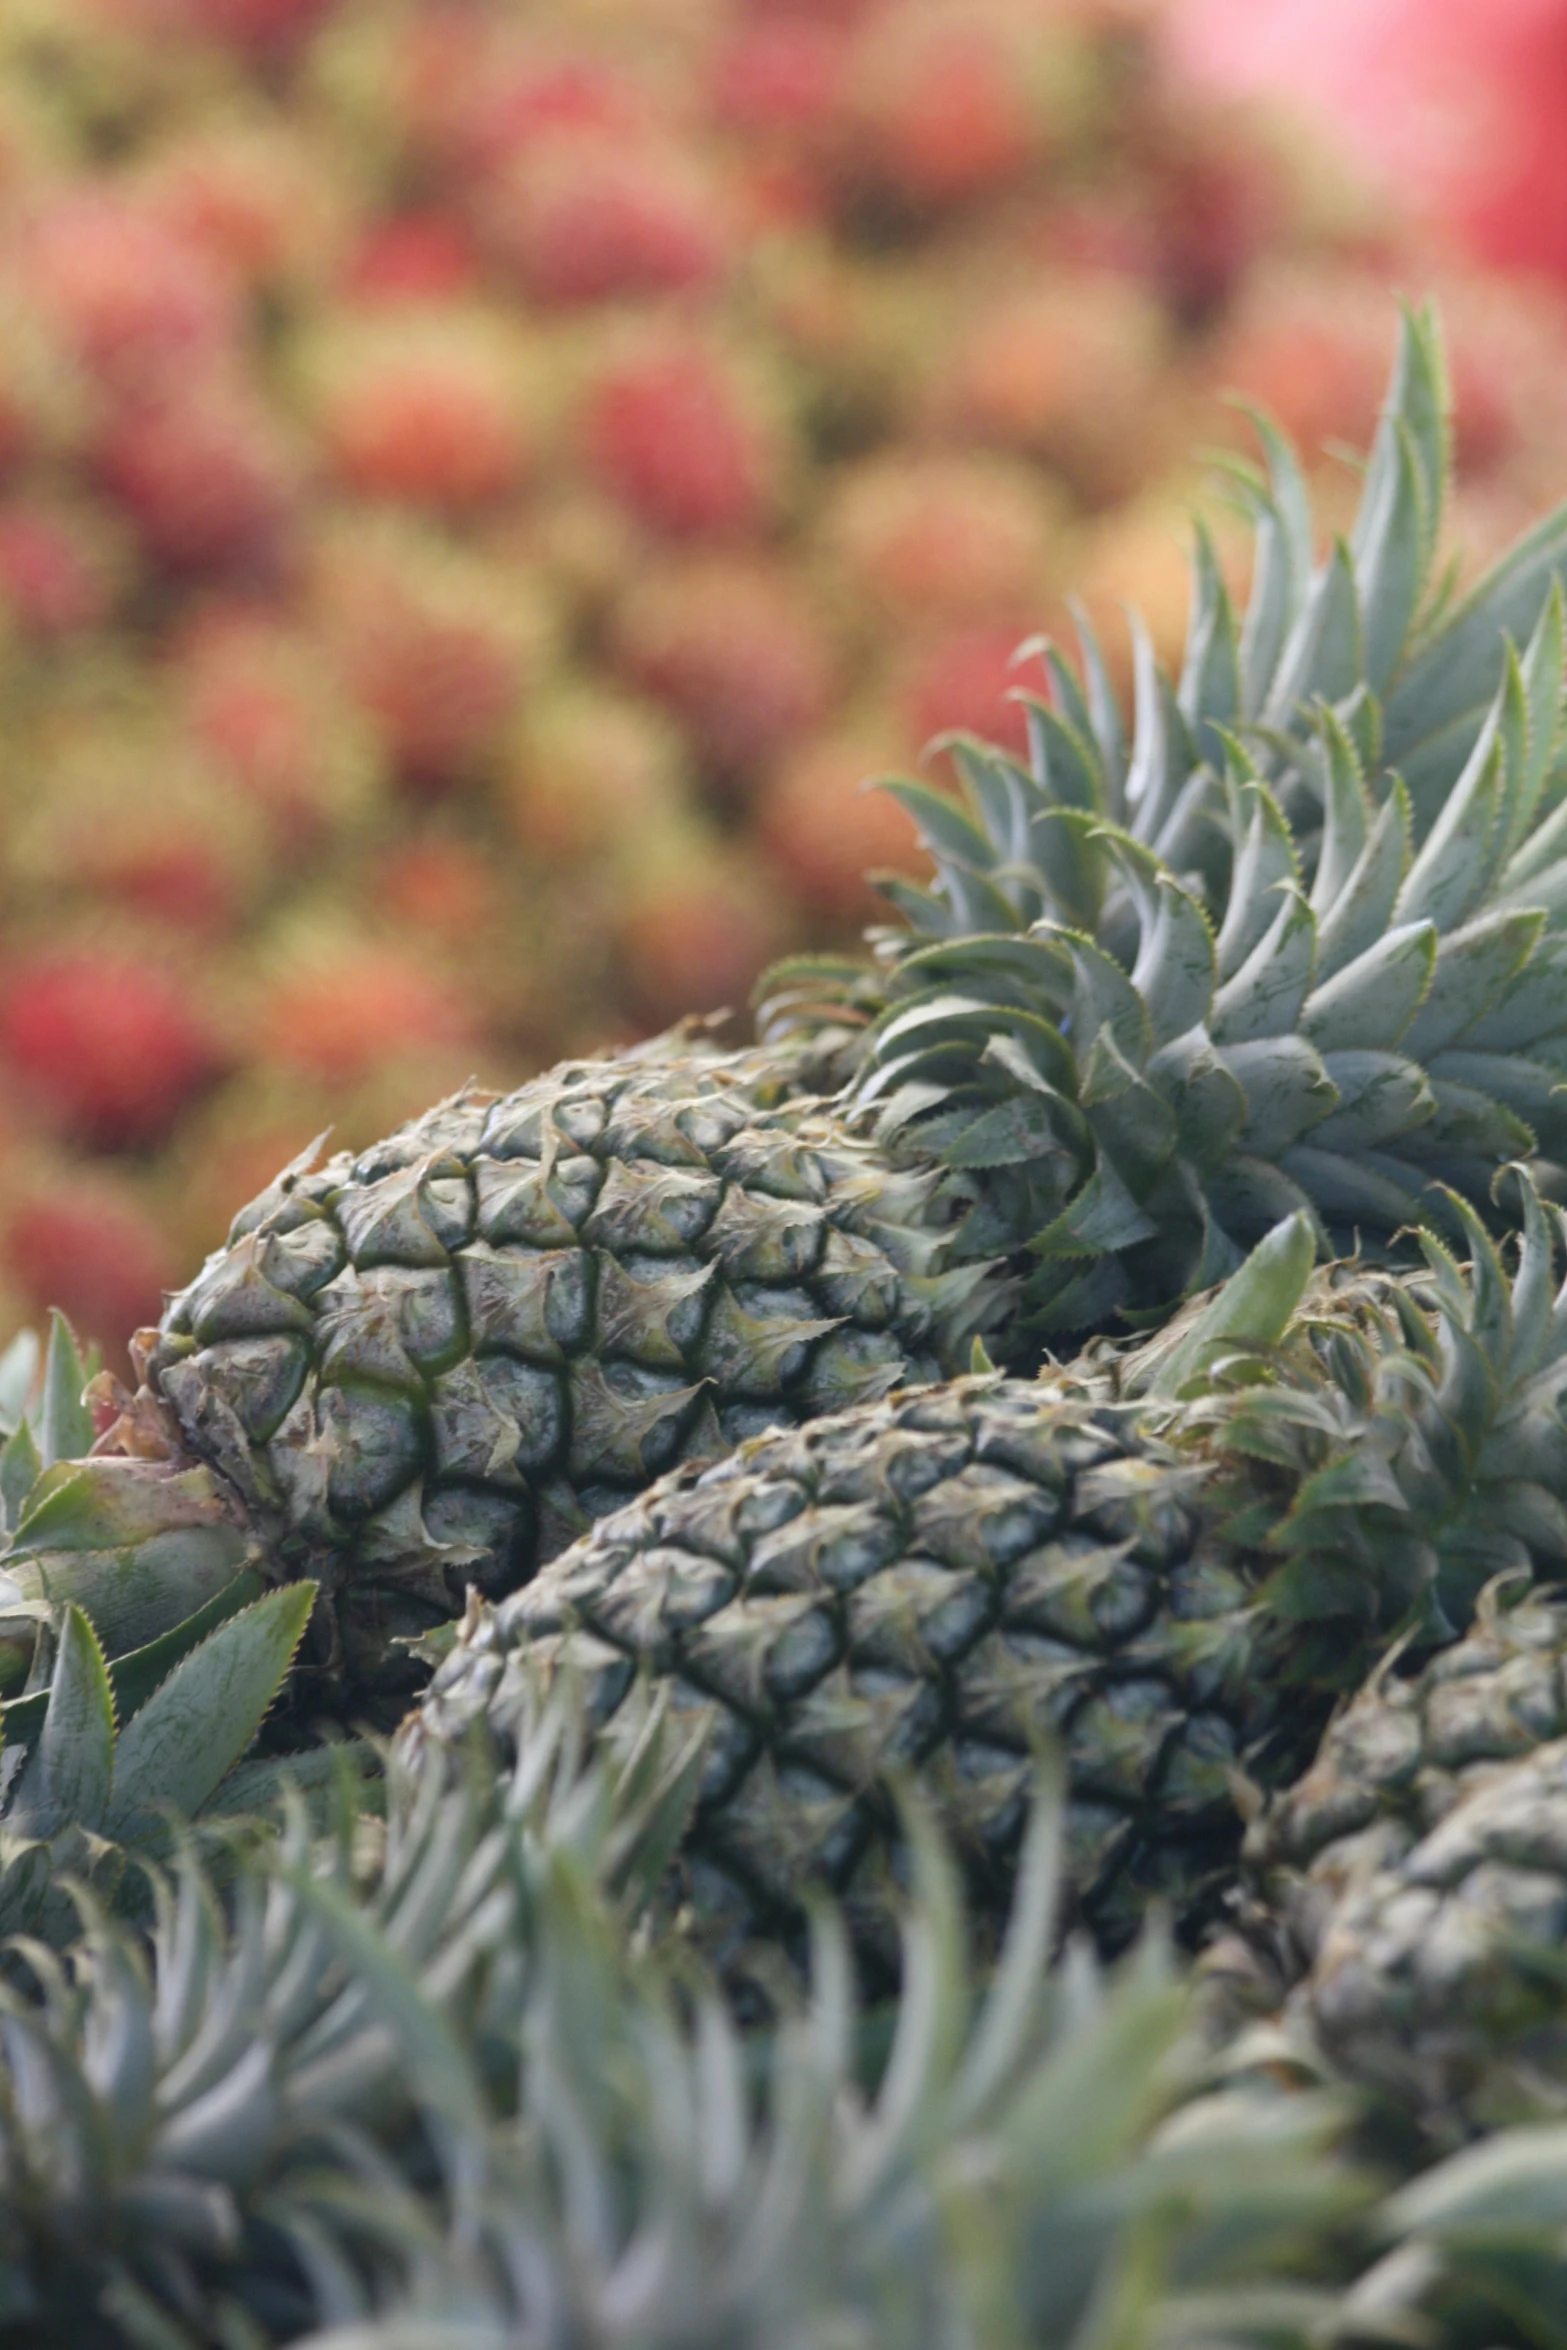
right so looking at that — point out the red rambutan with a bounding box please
[22,190,240,391]
[4,1175,176,1362]
[1208,276,1395,468]
[249,937,476,1087]
[375,834,502,942]
[313,523,551,790]
[0,499,120,638]
[96,369,303,577]
[899,621,1035,760]
[0,947,224,1151]
[342,214,480,305]
[839,2,1042,211]
[479,130,729,305]
[709,17,851,145]
[582,332,780,537]
[141,115,350,294]
[610,552,835,779]
[502,682,687,863]
[820,449,1064,629]
[173,604,383,848]
[614,832,791,1028]
[311,314,532,513]
[113,0,330,61]
[752,727,930,922]
[944,273,1173,507]
[456,47,647,178]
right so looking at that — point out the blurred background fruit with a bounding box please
[3,0,1567,1364]
[1168,0,1567,289]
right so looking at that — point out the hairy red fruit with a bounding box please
[175,605,380,847]
[460,51,646,176]
[945,275,1172,506]
[376,835,502,941]
[710,18,851,141]
[1211,279,1393,466]
[5,1178,176,1362]
[113,0,330,60]
[753,731,930,921]
[97,372,302,576]
[343,214,479,304]
[842,4,1040,210]
[616,846,790,1027]
[822,450,1062,627]
[0,950,223,1151]
[0,502,116,638]
[252,942,475,1087]
[315,324,530,511]
[583,336,778,537]
[23,192,239,390]
[901,622,1035,761]
[144,119,348,292]
[503,685,686,864]
[316,531,545,789]
[611,555,835,779]
[480,132,728,305]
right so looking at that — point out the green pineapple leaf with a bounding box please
[36,1310,98,1471]
[3,1455,253,1663]
[2,1602,115,1842]
[754,302,1567,1340]
[0,1417,41,1540]
[103,1579,315,1842]
[0,1565,265,1751]
[1138,1211,1319,1400]
[0,1329,38,1441]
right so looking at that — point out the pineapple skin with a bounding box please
[1242,1589,1567,2132]
[407,1374,1321,1967]
[141,1041,999,1694]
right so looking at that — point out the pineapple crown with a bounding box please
[1344,2121,1567,2343]
[0,1665,1365,2349]
[1099,1167,1567,1668]
[0,1313,264,1706]
[0,1313,318,1945]
[762,305,1567,1340]
[0,1577,314,1944]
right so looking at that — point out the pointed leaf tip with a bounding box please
[103,1579,317,1841]
[1145,1210,1319,1399]
[3,1601,115,1840]
[36,1311,96,1471]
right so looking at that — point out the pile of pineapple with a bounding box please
[0,308,1566,2342]
[5,0,1567,1377]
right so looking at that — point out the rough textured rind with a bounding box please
[405,1192,1567,1981]
[1242,1590,1567,2133]
[405,1376,1303,1969]
[143,1044,996,1688]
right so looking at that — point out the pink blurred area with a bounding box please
[7,0,1567,1374]
[1165,0,1567,282]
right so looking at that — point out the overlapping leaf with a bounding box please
[762,306,1567,1335]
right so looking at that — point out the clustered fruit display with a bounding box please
[1172,0,1567,290]
[6,0,1567,1372]
[4,313,1567,2341]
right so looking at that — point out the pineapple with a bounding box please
[1234,1579,1567,2137]
[0,1666,1363,2350]
[44,306,1567,1708]
[113,1036,979,1699]
[0,1322,319,1940]
[402,1178,1567,1968]
[0,1729,546,2341]
[1338,2120,1567,2347]
[0,1577,314,1946]
[764,309,1567,1333]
